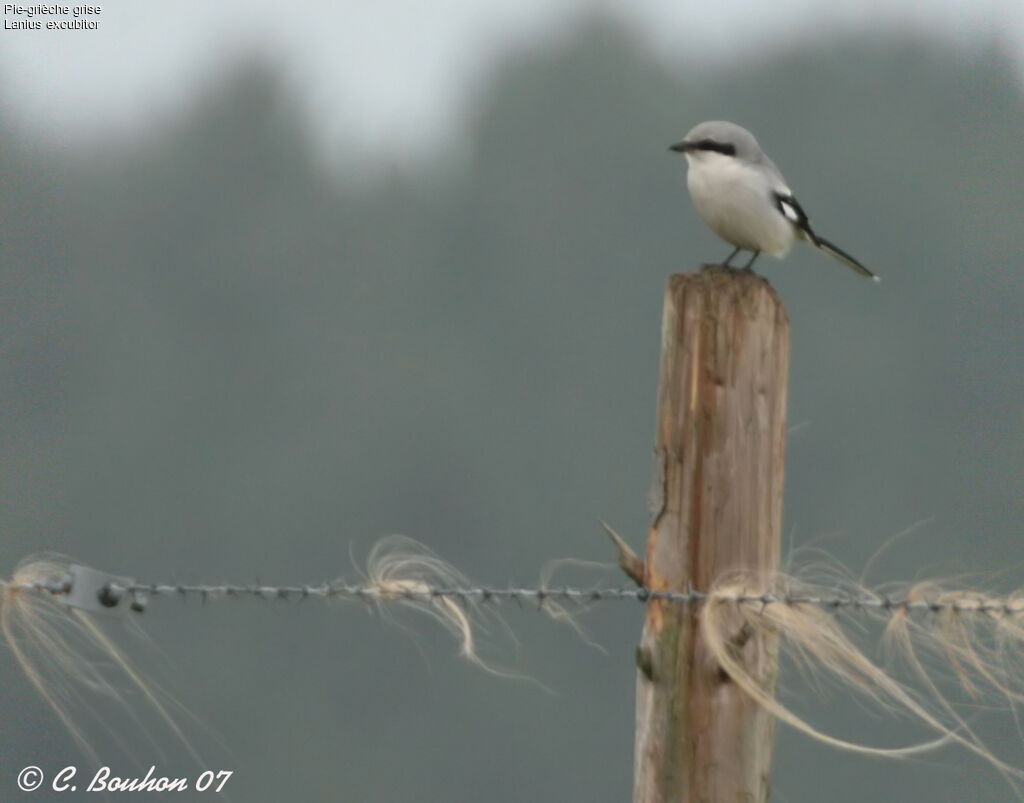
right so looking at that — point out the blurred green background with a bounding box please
[1,6,1022,801]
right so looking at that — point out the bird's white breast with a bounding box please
[685,154,795,257]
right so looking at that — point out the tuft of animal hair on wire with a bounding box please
[699,566,1024,797]
[0,555,208,772]
[341,535,540,681]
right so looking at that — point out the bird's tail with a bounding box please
[811,235,879,282]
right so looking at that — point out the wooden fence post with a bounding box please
[633,267,789,802]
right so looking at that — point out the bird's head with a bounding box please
[669,120,762,165]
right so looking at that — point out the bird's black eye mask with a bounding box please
[688,139,737,156]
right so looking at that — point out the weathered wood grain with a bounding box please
[634,267,789,803]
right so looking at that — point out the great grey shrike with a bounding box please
[670,120,878,281]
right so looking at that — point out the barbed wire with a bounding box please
[5,568,1024,618]
[8,555,1024,797]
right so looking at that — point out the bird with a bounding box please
[669,121,878,281]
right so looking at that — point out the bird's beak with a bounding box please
[668,141,690,153]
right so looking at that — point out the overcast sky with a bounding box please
[1,0,1022,162]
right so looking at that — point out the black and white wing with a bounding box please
[772,191,878,280]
